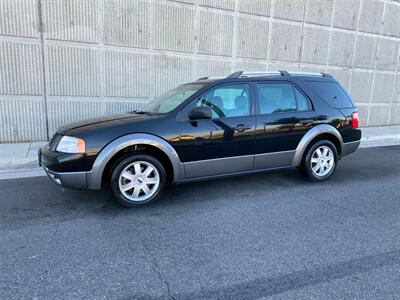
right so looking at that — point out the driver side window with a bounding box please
[196,84,250,119]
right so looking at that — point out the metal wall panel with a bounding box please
[358,0,384,34]
[104,0,148,48]
[238,0,271,16]
[376,39,400,71]
[349,70,374,104]
[154,3,195,53]
[45,45,100,96]
[198,0,234,11]
[301,27,330,64]
[0,0,400,142]
[273,0,305,22]
[0,0,39,38]
[304,0,333,26]
[353,35,378,69]
[372,73,395,103]
[0,98,47,142]
[105,51,150,98]
[0,42,42,95]
[198,10,234,56]
[270,22,302,62]
[381,3,400,38]
[328,32,355,67]
[237,17,269,59]
[42,0,98,43]
[333,0,360,30]
[153,54,193,96]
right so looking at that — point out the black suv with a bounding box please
[39,70,361,207]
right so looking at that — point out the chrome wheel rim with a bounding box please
[310,145,335,177]
[118,161,160,202]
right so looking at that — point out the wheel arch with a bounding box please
[291,124,343,167]
[87,134,183,190]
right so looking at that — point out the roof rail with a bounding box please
[197,76,225,81]
[288,71,324,77]
[226,70,332,79]
[227,70,286,79]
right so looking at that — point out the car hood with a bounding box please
[57,113,158,135]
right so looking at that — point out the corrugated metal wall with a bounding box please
[0,0,399,142]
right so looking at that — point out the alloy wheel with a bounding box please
[310,145,335,177]
[118,161,160,202]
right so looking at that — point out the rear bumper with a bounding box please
[44,167,88,190]
[341,140,360,157]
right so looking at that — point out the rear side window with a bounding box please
[304,81,354,108]
[256,83,311,114]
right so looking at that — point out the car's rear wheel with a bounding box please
[301,140,338,181]
[110,154,166,207]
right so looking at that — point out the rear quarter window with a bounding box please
[304,81,354,108]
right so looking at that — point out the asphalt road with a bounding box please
[1,146,399,300]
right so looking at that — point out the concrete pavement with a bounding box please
[0,145,399,299]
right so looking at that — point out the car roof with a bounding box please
[191,71,336,85]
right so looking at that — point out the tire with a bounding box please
[110,154,166,207]
[301,140,338,181]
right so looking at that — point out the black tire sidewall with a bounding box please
[304,140,338,181]
[110,154,166,207]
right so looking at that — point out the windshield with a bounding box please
[141,83,205,114]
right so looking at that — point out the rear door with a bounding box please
[254,81,316,169]
[177,83,256,178]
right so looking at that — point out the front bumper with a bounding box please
[43,167,88,190]
[39,147,88,190]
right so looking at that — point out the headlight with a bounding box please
[56,136,86,153]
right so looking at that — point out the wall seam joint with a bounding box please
[37,0,49,141]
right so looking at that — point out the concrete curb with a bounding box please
[359,129,400,148]
[361,135,400,142]
[0,168,45,180]
[359,139,400,148]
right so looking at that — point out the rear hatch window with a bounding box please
[304,81,355,108]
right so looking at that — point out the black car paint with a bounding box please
[40,76,361,173]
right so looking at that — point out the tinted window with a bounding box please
[294,87,311,111]
[196,84,250,118]
[257,83,308,114]
[304,81,354,108]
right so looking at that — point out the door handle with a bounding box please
[234,124,251,132]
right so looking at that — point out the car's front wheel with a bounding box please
[301,140,338,181]
[110,154,166,207]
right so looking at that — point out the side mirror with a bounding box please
[188,106,212,120]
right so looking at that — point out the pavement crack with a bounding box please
[135,232,176,300]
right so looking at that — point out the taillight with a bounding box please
[352,112,359,129]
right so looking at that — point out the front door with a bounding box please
[177,83,256,178]
[254,82,316,169]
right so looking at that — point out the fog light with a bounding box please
[48,172,62,185]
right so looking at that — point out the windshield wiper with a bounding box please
[131,110,151,115]
[131,110,162,116]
